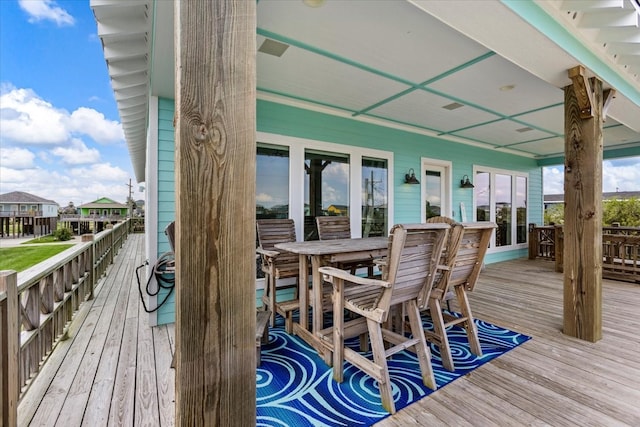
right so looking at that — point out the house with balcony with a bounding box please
[0,191,58,237]
[59,197,129,234]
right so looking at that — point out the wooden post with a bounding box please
[175,1,256,425]
[1,270,19,427]
[554,224,563,273]
[528,223,537,259]
[563,67,603,342]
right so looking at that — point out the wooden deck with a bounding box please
[18,234,640,426]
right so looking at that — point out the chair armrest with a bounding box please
[256,247,279,258]
[318,266,391,288]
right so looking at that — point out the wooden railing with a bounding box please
[0,220,130,424]
[529,223,640,283]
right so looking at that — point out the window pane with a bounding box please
[304,150,349,240]
[475,172,490,222]
[516,176,527,244]
[256,145,289,219]
[362,158,387,237]
[424,170,442,220]
[495,174,512,246]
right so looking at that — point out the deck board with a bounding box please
[17,235,640,426]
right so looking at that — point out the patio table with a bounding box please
[275,236,388,363]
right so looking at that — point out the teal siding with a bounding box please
[153,97,544,322]
[156,97,176,325]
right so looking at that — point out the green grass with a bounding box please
[23,235,59,244]
[0,245,75,272]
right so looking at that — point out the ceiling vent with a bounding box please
[258,39,290,57]
[516,127,533,133]
[442,102,464,110]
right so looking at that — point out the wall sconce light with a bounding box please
[460,174,474,188]
[404,168,420,184]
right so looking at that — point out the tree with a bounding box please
[544,204,564,225]
[543,198,640,227]
[603,197,640,226]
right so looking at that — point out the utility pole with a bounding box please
[125,179,133,218]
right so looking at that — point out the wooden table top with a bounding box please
[275,236,389,256]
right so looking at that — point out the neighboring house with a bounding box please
[0,191,59,217]
[0,191,59,237]
[78,197,129,219]
[91,1,640,326]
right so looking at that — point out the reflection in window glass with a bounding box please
[424,170,442,220]
[495,174,512,246]
[516,176,527,244]
[304,150,349,240]
[475,172,490,222]
[256,145,289,219]
[362,158,387,237]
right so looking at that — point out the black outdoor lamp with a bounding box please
[404,168,420,184]
[460,174,475,188]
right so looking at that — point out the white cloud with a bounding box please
[51,138,100,165]
[0,87,124,145]
[18,0,75,26]
[544,157,640,194]
[0,163,138,206]
[0,147,36,169]
[69,163,129,182]
[1,88,69,144]
[69,107,124,144]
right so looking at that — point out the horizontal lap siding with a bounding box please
[156,97,176,325]
[154,98,543,322]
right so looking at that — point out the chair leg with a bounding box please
[429,297,455,372]
[367,318,395,414]
[268,273,277,327]
[454,286,482,357]
[407,300,436,391]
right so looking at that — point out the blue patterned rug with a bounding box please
[256,313,530,426]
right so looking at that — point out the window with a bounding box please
[256,144,290,220]
[304,150,350,240]
[362,157,388,237]
[473,168,527,250]
[257,132,394,242]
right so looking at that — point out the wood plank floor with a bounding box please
[18,233,175,427]
[18,234,640,426]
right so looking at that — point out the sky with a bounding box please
[0,1,638,211]
[0,0,144,208]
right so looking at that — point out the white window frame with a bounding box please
[472,165,529,253]
[420,158,452,221]
[257,131,394,241]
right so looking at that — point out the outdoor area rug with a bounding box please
[256,313,531,426]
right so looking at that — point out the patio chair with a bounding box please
[316,215,375,276]
[420,218,496,371]
[319,223,449,414]
[256,219,300,333]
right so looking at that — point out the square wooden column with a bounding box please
[174,1,257,425]
[563,66,603,342]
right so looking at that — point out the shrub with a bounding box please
[53,227,73,241]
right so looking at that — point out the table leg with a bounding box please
[298,254,309,331]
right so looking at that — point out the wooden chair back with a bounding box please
[426,216,464,301]
[256,218,300,332]
[380,223,450,316]
[449,222,495,291]
[316,216,351,240]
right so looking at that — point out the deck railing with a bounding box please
[528,223,640,283]
[0,220,130,425]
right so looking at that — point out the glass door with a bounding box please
[422,161,450,221]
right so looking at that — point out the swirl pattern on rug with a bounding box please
[257,313,530,426]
